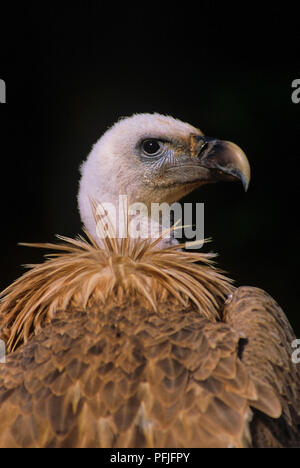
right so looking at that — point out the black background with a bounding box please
[0,3,299,333]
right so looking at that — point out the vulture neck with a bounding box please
[85,185,191,247]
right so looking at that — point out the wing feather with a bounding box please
[223,286,300,447]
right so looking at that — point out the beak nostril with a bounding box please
[198,141,209,157]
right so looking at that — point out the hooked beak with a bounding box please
[190,135,251,191]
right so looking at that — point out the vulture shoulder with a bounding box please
[223,286,300,447]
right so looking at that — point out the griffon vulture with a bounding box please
[0,114,299,448]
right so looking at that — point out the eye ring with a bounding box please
[142,139,162,156]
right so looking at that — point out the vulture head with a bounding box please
[78,113,250,242]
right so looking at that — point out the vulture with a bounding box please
[0,113,299,448]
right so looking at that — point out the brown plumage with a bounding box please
[0,219,299,448]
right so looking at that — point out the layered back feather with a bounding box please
[1,205,295,448]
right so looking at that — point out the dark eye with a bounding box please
[142,139,162,156]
